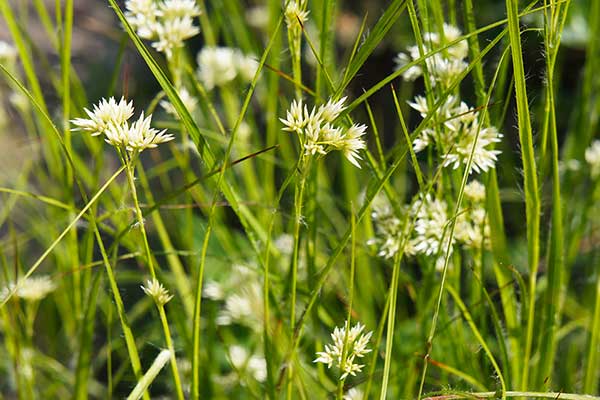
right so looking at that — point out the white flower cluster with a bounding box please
[159,88,198,118]
[284,0,309,31]
[141,278,174,306]
[125,0,201,57]
[585,140,600,179]
[196,47,259,90]
[370,182,490,269]
[314,321,373,380]
[395,23,468,88]
[1,276,56,303]
[228,345,267,383]
[280,97,367,168]
[408,95,502,174]
[71,97,174,153]
[204,264,263,332]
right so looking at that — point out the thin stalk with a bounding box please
[287,158,309,400]
[379,251,401,400]
[124,155,184,400]
[505,0,541,390]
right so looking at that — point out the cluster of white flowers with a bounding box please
[585,140,600,179]
[204,264,263,332]
[196,47,259,90]
[284,0,309,31]
[370,182,490,269]
[141,278,174,306]
[71,97,174,153]
[124,0,201,57]
[395,23,468,88]
[159,88,198,118]
[228,345,267,382]
[408,94,502,174]
[314,321,373,380]
[1,276,56,303]
[280,97,367,168]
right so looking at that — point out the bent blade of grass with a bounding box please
[336,0,407,95]
[126,350,172,400]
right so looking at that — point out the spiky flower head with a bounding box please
[71,97,173,153]
[408,95,502,174]
[141,278,174,306]
[70,97,134,136]
[280,97,367,168]
[314,321,373,380]
[285,0,309,30]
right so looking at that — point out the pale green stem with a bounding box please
[126,350,172,400]
[124,154,184,400]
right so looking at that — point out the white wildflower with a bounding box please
[196,47,238,90]
[408,95,502,174]
[235,51,259,83]
[160,88,198,118]
[203,281,224,300]
[125,0,200,57]
[368,197,413,259]
[395,23,468,88]
[104,111,174,152]
[246,5,269,30]
[141,278,174,306]
[585,140,600,178]
[464,180,486,202]
[285,0,309,30]
[280,97,367,168]
[72,98,173,153]
[1,276,56,302]
[152,17,200,57]
[0,41,17,68]
[314,321,373,380]
[343,388,364,400]
[70,96,134,136]
[410,194,454,258]
[228,346,267,382]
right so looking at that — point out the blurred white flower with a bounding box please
[314,321,373,380]
[395,23,468,88]
[1,276,56,302]
[343,388,364,400]
[197,47,259,90]
[125,0,200,57]
[585,140,600,178]
[0,41,17,68]
[410,194,454,258]
[160,88,198,118]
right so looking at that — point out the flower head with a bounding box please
[71,97,134,136]
[72,97,173,153]
[196,47,258,90]
[280,97,367,168]
[314,321,373,380]
[395,23,468,88]
[1,276,56,303]
[125,0,201,57]
[285,0,309,30]
[141,278,174,306]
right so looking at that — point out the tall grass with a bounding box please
[0,0,599,399]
